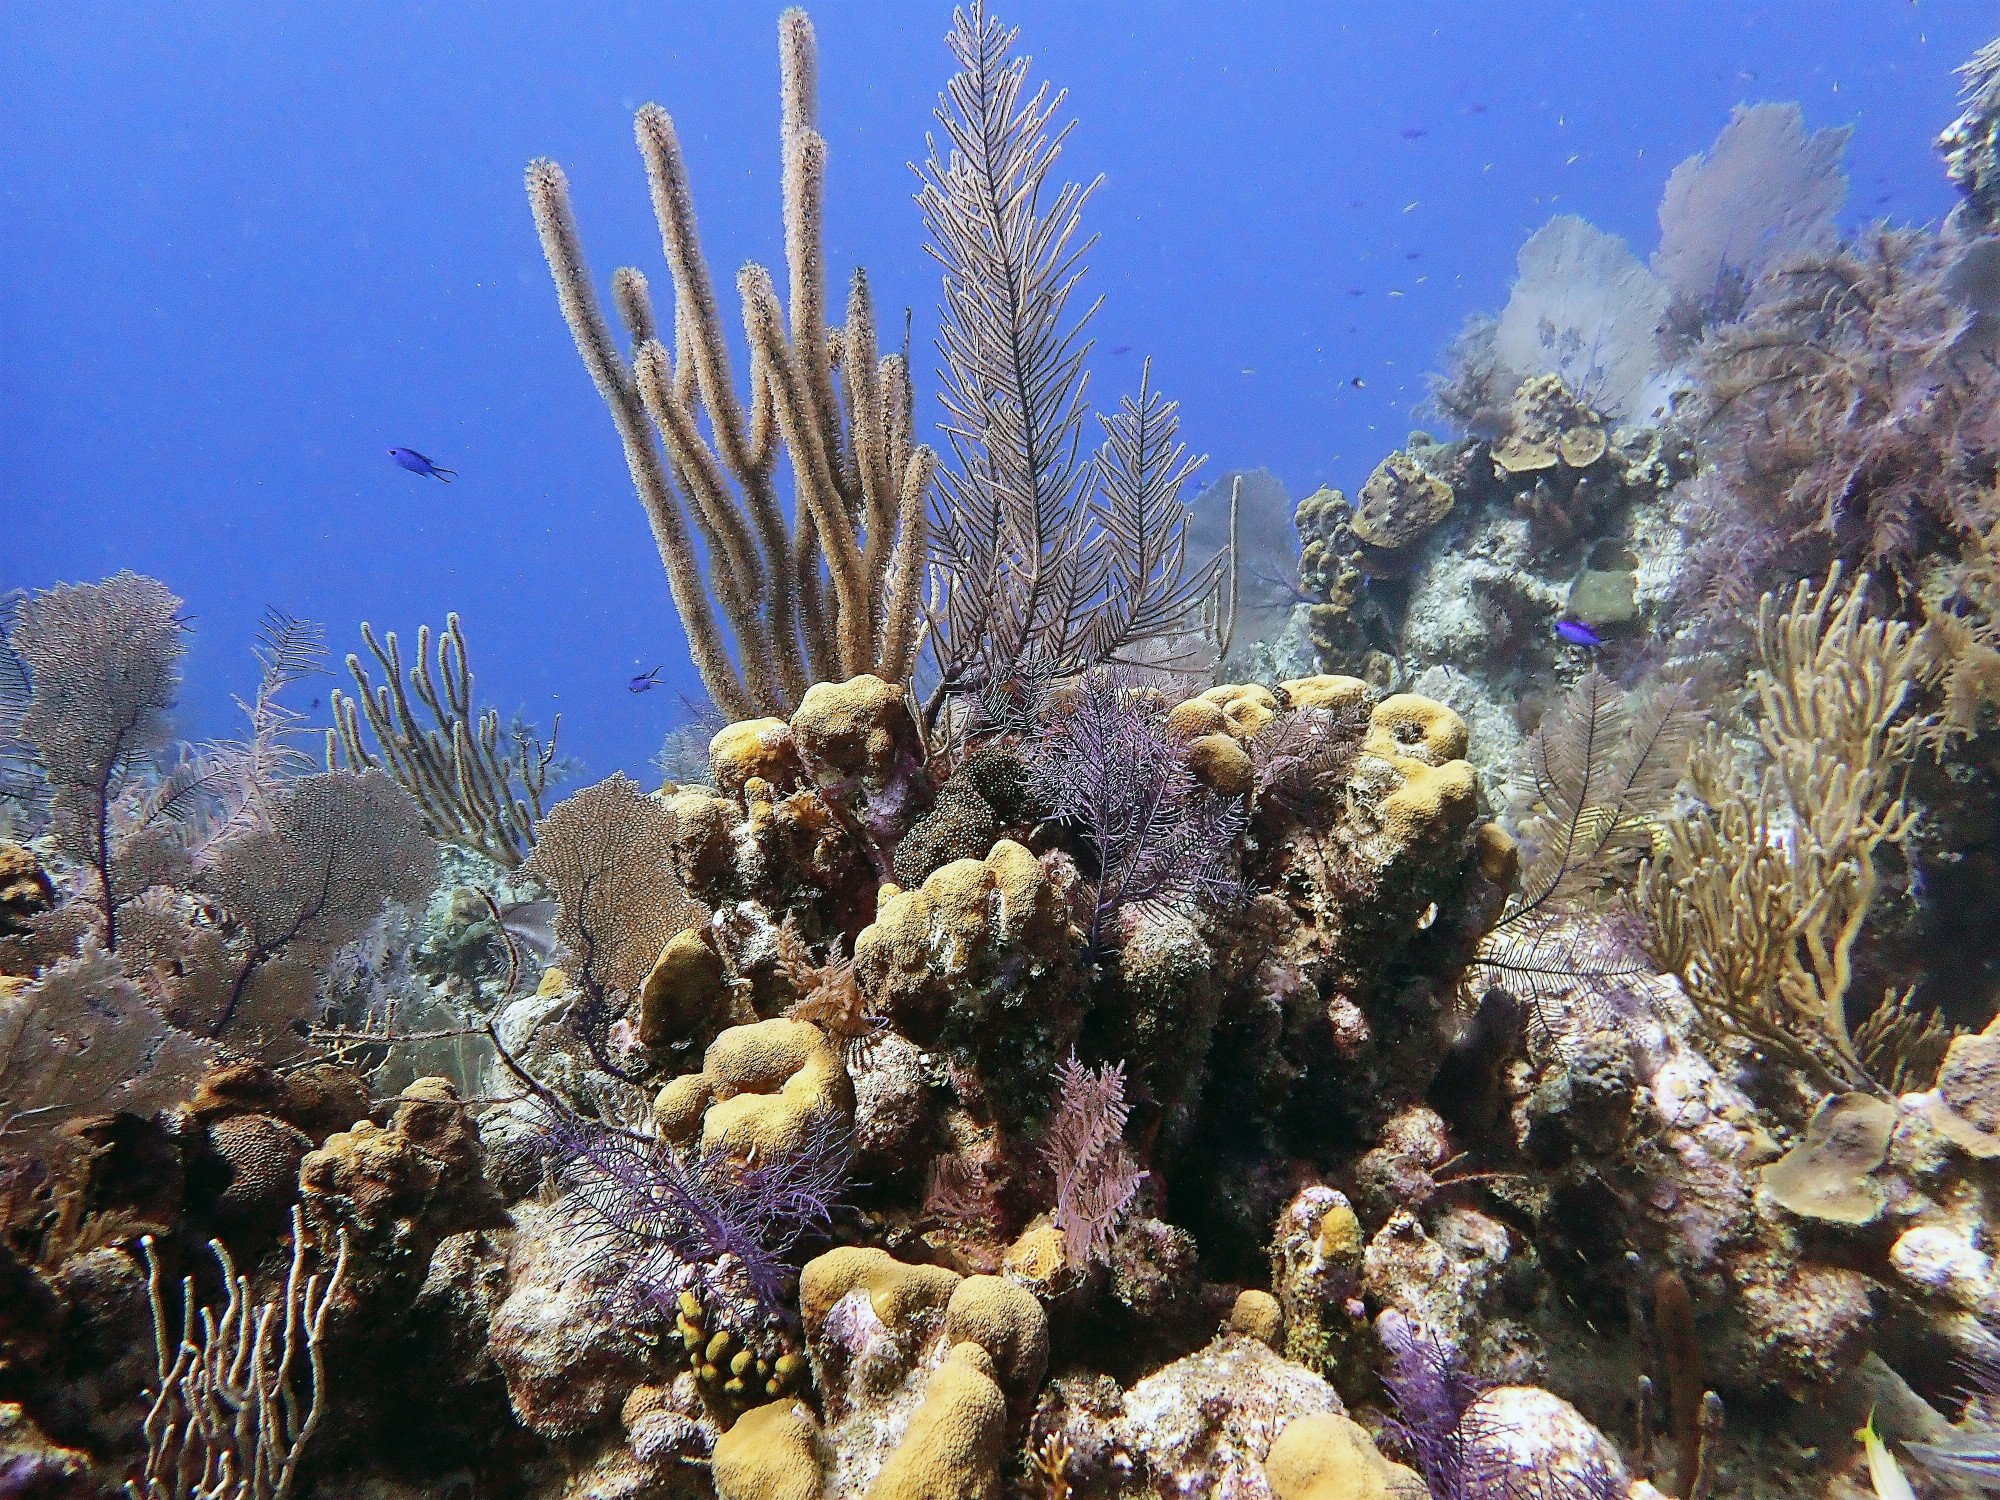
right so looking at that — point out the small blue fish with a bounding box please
[1555,619,1605,648]
[389,447,456,482]
[628,666,665,694]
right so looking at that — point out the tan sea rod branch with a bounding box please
[527,7,933,715]
[524,157,755,719]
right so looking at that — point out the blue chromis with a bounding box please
[628,666,665,694]
[389,447,456,481]
[1555,619,1605,648]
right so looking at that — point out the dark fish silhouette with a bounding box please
[1555,619,1605,648]
[1400,127,1427,139]
[389,447,456,481]
[1350,377,1366,389]
[629,666,665,693]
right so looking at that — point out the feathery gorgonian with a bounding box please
[1378,1309,1482,1500]
[916,6,1227,719]
[1024,667,1245,956]
[537,1102,849,1320]
[1042,1051,1144,1269]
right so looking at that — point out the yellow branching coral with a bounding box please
[527,10,932,720]
[1640,567,1945,1094]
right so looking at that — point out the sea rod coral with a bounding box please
[528,9,933,720]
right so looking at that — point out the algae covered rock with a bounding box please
[1491,373,1607,476]
[299,1076,506,1314]
[790,673,933,846]
[1924,1020,2000,1157]
[854,838,1081,1123]
[1271,1185,1365,1378]
[488,1200,660,1439]
[0,842,56,936]
[1353,448,1455,549]
[1116,1334,1353,1498]
[0,1401,91,1500]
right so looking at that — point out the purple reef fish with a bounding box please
[628,666,665,694]
[1555,619,1605,648]
[389,447,456,481]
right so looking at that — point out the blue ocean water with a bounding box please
[4,1,1987,780]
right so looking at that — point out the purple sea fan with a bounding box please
[1381,1311,1631,1500]
[535,1102,850,1322]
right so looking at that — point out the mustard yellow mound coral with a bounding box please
[1264,1412,1421,1500]
[801,1245,961,1336]
[662,784,747,892]
[637,926,740,1053]
[866,1342,1009,1500]
[1473,821,1520,886]
[711,1398,826,1500]
[999,1218,1072,1297]
[1380,761,1480,848]
[708,716,805,794]
[1198,682,1280,739]
[801,1248,1050,1498]
[943,1275,1049,1398]
[1353,694,1480,854]
[1187,732,1256,797]
[1279,675,1374,715]
[1163,697,1228,740]
[654,1017,854,1158]
[1228,1289,1284,1349]
[853,840,1072,1018]
[1363,694,1469,766]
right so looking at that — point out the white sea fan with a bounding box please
[1653,102,1850,309]
[1494,215,1670,419]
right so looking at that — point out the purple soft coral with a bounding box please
[1024,665,1247,956]
[536,1103,850,1322]
[1378,1309,1483,1500]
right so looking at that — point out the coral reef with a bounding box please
[16,14,2000,1500]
